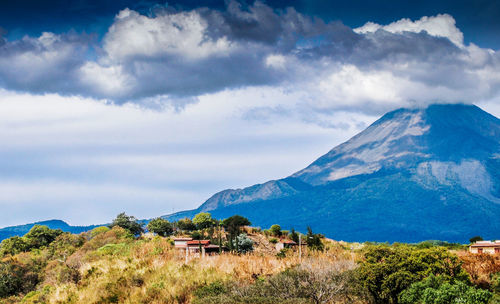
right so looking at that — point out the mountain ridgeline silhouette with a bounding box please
[167,104,500,243]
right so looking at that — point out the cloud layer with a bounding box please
[0,1,499,113]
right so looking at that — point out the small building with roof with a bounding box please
[469,240,500,254]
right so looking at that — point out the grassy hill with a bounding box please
[0,213,498,304]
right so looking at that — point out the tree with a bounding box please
[24,225,63,249]
[469,236,483,243]
[222,215,251,250]
[289,228,299,244]
[176,218,196,231]
[0,236,28,256]
[192,212,215,230]
[269,224,282,237]
[234,234,254,253]
[109,213,144,236]
[400,274,492,304]
[306,227,324,251]
[356,245,470,304]
[147,218,173,237]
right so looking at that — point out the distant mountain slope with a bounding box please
[0,220,99,241]
[167,104,500,243]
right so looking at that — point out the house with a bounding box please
[173,237,193,249]
[275,239,297,251]
[174,238,224,256]
[469,241,500,254]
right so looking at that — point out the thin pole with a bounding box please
[299,234,302,264]
[185,246,188,264]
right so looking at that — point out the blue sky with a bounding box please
[0,0,499,227]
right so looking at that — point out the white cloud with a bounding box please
[354,14,464,47]
[103,8,233,61]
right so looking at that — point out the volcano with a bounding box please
[168,104,500,243]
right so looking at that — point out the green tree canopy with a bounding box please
[289,228,299,244]
[306,226,324,251]
[356,245,470,304]
[0,236,28,256]
[176,218,197,231]
[147,218,173,237]
[109,213,144,236]
[400,274,492,304]
[469,236,483,243]
[24,225,63,249]
[269,224,281,237]
[192,212,216,229]
[222,215,251,250]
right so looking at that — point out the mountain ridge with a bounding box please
[167,103,500,242]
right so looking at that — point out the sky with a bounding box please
[1,0,500,227]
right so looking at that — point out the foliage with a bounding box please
[223,215,251,250]
[356,244,469,304]
[0,225,63,256]
[289,228,299,244]
[89,226,110,238]
[269,225,281,237]
[234,234,254,253]
[176,218,196,231]
[192,212,215,229]
[269,238,278,244]
[469,236,483,243]
[109,213,144,236]
[24,225,63,249]
[147,218,173,237]
[0,258,40,298]
[194,260,363,304]
[0,236,28,256]
[459,252,500,289]
[306,227,324,251]
[399,274,492,304]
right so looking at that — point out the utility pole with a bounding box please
[299,234,302,264]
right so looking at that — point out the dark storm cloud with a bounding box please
[0,0,498,108]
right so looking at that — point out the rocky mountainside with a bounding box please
[168,104,500,243]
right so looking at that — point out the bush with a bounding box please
[0,236,28,256]
[234,234,254,253]
[90,226,110,238]
[356,244,470,304]
[400,274,492,304]
[0,258,40,298]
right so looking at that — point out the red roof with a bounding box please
[470,241,500,248]
[281,240,297,244]
[187,240,211,245]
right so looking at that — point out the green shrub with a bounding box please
[90,226,110,238]
[400,274,492,304]
[269,238,278,244]
[356,245,470,304]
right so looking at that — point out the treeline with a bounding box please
[0,212,499,304]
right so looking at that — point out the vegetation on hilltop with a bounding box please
[0,212,498,304]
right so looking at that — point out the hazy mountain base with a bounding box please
[167,169,500,243]
[172,105,500,243]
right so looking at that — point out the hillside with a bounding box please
[0,220,98,241]
[166,104,500,243]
